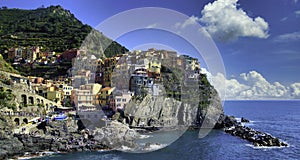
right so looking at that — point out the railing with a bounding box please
[0,111,44,117]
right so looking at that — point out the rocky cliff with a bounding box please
[124,75,223,129]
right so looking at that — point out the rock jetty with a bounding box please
[216,114,288,147]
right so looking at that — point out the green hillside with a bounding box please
[0,54,18,73]
[0,5,128,56]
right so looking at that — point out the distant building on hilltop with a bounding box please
[61,48,85,62]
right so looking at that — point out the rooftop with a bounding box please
[101,87,112,92]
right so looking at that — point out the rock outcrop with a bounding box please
[217,114,288,147]
[241,117,250,123]
[125,95,182,127]
[124,86,223,129]
[93,121,139,149]
[225,125,288,147]
[0,116,139,159]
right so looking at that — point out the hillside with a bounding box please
[0,5,128,56]
[0,54,18,73]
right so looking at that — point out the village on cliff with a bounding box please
[0,46,201,132]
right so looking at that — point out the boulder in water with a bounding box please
[241,117,250,123]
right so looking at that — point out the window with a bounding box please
[117,98,121,102]
[122,99,126,102]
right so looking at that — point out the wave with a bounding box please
[142,143,167,151]
[139,134,153,139]
[96,149,112,153]
[235,117,257,126]
[118,145,135,152]
[235,117,241,122]
[241,122,255,127]
[245,142,290,150]
[18,151,56,159]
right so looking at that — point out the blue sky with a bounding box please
[2,0,300,99]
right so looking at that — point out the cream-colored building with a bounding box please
[114,91,133,110]
[72,83,102,111]
[59,84,73,99]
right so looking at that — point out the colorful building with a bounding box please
[59,84,73,99]
[98,87,115,107]
[180,55,200,71]
[47,86,62,103]
[129,68,153,96]
[60,49,85,62]
[7,47,24,61]
[114,91,134,110]
[72,83,102,111]
[25,46,39,62]
[103,57,119,87]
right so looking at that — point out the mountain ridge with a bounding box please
[0,5,128,56]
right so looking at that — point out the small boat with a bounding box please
[53,113,67,121]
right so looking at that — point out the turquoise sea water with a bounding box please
[33,100,300,160]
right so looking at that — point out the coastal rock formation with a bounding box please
[124,86,223,129]
[241,117,250,123]
[225,125,288,147]
[93,121,139,149]
[214,114,239,129]
[0,134,24,159]
[125,95,182,127]
[218,114,288,147]
[0,116,139,159]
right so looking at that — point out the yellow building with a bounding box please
[72,83,102,111]
[80,83,102,95]
[190,59,200,71]
[180,55,200,71]
[148,59,161,74]
[98,87,115,106]
[47,86,62,103]
[80,83,102,105]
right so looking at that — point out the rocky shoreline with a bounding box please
[0,114,289,159]
[0,119,139,159]
[215,114,288,147]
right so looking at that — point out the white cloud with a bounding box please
[174,15,211,38]
[290,83,300,98]
[174,16,199,29]
[274,31,300,42]
[146,23,158,29]
[200,0,269,41]
[295,10,300,16]
[280,17,288,21]
[202,69,299,100]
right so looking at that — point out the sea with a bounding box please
[31,100,300,160]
